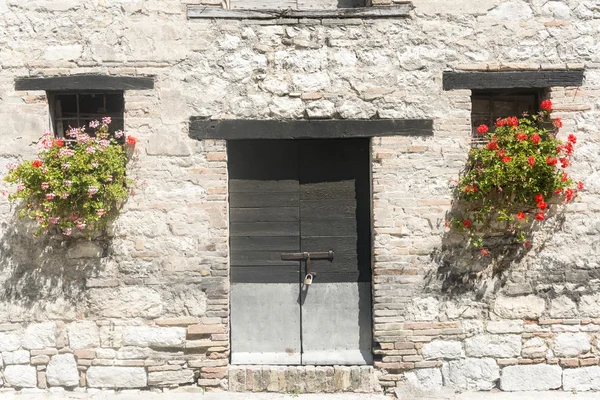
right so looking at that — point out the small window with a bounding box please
[471,89,543,144]
[49,91,125,137]
[229,0,365,10]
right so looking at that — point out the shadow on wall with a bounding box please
[428,188,567,300]
[0,206,105,321]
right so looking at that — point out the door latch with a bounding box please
[280,251,334,286]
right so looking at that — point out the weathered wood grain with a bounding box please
[443,70,584,90]
[15,75,155,91]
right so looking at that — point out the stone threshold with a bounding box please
[229,365,381,393]
[187,4,411,20]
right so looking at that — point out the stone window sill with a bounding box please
[186,4,411,20]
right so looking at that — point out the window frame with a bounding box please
[470,88,545,145]
[48,90,125,138]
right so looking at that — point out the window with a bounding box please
[49,91,124,137]
[228,0,365,10]
[471,89,543,143]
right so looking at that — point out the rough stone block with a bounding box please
[579,294,600,317]
[2,349,30,364]
[87,287,163,318]
[0,332,20,352]
[46,354,79,387]
[422,340,462,360]
[465,335,521,358]
[500,364,562,391]
[486,320,524,334]
[122,326,186,348]
[493,295,545,319]
[442,358,499,390]
[86,367,147,388]
[553,332,591,357]
[148,369,195,386]
[563,366,600,391]
[404,368,443,391]
[4,365,37,387]
[67,322,100,349]
[22,323,56,350]
[550,296,578,318]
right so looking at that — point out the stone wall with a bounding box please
[0,0,599,394]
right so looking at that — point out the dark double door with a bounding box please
[229,139,372,365]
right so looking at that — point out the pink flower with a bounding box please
[63,228,73,236]
[77,222,86,230]
[61,193,70,199]
[85,146,96,154]
[89,120,100,129]
[114,130,124,139]
[17,184,25,191]
[92,161,99,169]
[41,182,49,190]
[45,193,55,200]
[96,209,106,217]
[63,180,71,186]
[49,217,60,224]
[61,163,71,170]
[88,186,98,196]
[102,117,112,125]
[6,162,18,170]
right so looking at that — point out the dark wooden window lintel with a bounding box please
[189,118,433,140]
[15,75,155,91]
[443,70,584,91]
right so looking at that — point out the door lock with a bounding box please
[280,251,334,286]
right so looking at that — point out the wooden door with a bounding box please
[229,139,372,365]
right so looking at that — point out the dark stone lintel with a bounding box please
[14,75,155,91]
[443,70,585,91]
[187,4,412,20]
[189,118,433,140]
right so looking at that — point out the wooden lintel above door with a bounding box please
[189,118,433,140]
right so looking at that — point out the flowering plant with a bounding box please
[448,101,583,254]
[4,118,136,236]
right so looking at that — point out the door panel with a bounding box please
[301,282,373,365]
[231,284,301,364]
[299,140,372,364]
[229,141,301,364]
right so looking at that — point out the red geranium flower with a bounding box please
[32,159,42,168]
[525,240,531,247]
[535,194,544,203]
[477,124,489,135]
[554,188,563,194]
[565,142,574,156]
[54,139,64,147]
[560,157,569,169]
[502,156,512,163]
[561,172,568,183]
[578,181,584,191]
[535,212,545,221]
[553,118,563,128]
[126,136,137,145]
[537,201,547,211]
[530,134,541,145]
[463,220,471,228]
[506,116,519,127]
[568,134,577,144]
[480,248,489,256]
[527,156,535,167]
[546,156,558,166]
[566,188,575,202]
[540,100,552,111]
[496,118,507,127]
[487,140,498,151]
[516,133,528,142]
[517,212,525,220]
